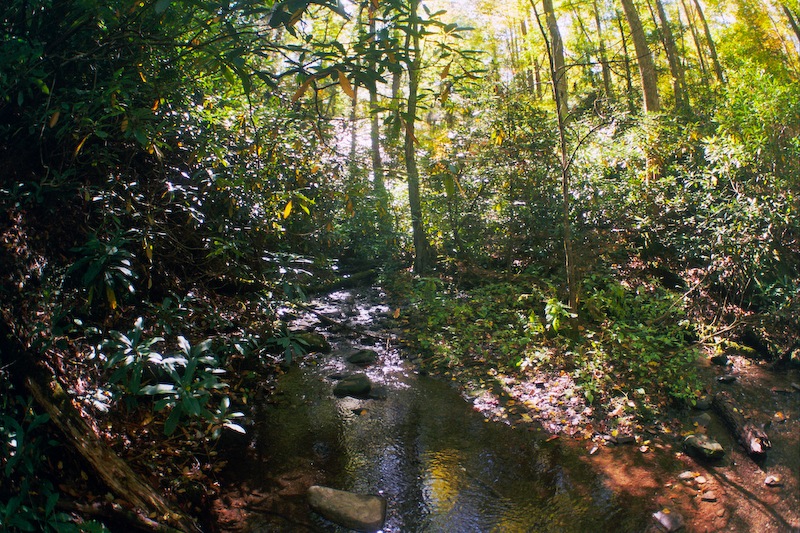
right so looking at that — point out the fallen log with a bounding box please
[1,320,198,532]
[712,391,771,457]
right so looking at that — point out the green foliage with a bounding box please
[68,230,138,311]
[140,336,230,436]
[266,324,309,365]
[101,319,239,436]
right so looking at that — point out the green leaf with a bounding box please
[164,408,181,436]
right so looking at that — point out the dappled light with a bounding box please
[1,0,799,530]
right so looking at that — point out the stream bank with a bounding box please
[213,286,799,532]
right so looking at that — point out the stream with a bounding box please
[214,286,800,532]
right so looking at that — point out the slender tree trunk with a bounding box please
[693,0,725,83]
[533,0,577,309]
[616,10,637,113]
[620,0,660,113]
[784,4,800,49]
[368,13,389,228]
[680,0,709,83]
[405,0,432,273]
[593,0,615,100]
[542,0,569,119]
[654,0,689,109]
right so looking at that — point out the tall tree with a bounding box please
[654,0,689,109]
[593,0,615,100]
[692,0,725,83]
[620,0,661,113]
[541,0,569,119]
[402,0,433,273]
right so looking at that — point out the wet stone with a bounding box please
[616,435,635,445]
[333,374,372,398]
[347,349,379,367]
[692,413,712,427]
[684,433,725,460]
[307,485,387,532]
[717,374,736,384]
[653,508,685,532]
[695,396,712,410]
[710,354,729,366]
[295,331,332,353]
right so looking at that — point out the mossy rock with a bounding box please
[333,374,372,398]
[295,331,331,353]
[346,349,379,366]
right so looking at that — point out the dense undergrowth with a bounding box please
[2,0,800,530]
[386,268,703,425]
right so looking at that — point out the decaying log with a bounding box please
[25,369,199,531]
[712,391,771,456]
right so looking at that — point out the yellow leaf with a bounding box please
[74,134,90,157]
[283,200,293,219]
[121,117,129,132]
[393,308,400,319]
[440,62,451,79]
[152,99,159,111]
[139,70,147,83]
[49,110,60,128]
[106,285,117,310]
[338,70,355,99]
[291,77,315,102]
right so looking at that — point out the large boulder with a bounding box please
[333,374,372,398]
[307,485,386,532]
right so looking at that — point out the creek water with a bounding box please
[219,287,652,532]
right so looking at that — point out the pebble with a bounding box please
[717,374,737,384]
[701,490,717,502]
[678,471,696,481]
[696,475,707,484]
[764,475,783,487]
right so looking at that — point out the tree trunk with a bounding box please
[620,0,661,113]
[533,0,577,309]
[405,0,432,273]
[781,4,800,57]
[680,0,709,84]
[713,391,771,457]
[654,0,689,110]
[616,10,637,114]
[693,0,725,83]
[593,0,615,100]
[542,0,569,119]
[368,14,390,229]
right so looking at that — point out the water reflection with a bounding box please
[248,288,648,532]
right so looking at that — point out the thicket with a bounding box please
[1,0,800,529]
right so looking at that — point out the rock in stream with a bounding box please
[307,485,387,532]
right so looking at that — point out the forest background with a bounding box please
[1,0,799,529]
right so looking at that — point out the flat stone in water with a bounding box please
[684,433,725,460]
[347,349,379,366]
[307,485,386,532]
[333,373,372,398]
[692,413,712,427]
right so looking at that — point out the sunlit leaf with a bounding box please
[283,200,293,219]
[338,70,355,99]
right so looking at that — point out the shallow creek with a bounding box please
[215,286,799,532]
